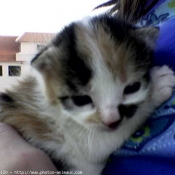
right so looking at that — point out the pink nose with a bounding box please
[103,119,122,129]
[100,109,122,129]
[105,119,123,129]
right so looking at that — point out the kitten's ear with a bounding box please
[134,27,159,48]
[31,47,52,74]
[31,53,44,71]
[31,47,62,103]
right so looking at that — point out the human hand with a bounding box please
[0,123,57,172]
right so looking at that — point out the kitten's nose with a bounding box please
[102,119,122,130]
[100,108,122,129]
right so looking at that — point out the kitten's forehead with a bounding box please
[32,15,156,96]
[75,16,151,83]
[52,16,153,94]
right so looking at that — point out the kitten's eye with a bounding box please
[72,95,92,106]
[124,82,141,95]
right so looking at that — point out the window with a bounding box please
[37,44,45,51]
[0,66,2,76]
[8,66,21,76]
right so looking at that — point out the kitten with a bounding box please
[0,15,175,175]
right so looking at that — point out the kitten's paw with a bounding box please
[150,65,175,105]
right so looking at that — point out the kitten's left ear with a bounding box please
[134,27,159,48]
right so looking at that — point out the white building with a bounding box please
[0,32,56,91]
[16,32,56,62]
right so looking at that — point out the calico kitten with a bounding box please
[0,15,175,175]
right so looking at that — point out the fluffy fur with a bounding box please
[0,15,175,175]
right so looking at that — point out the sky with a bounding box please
[0,0,109,36]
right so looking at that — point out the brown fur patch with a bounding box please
[2,113,51,139]
[75,24,95,65]
[0,76,64,143]
[86,112,102,124]
[44,74,59,105]
[94,24,130,82]
[76,23,130,83]
[1,111,64,143]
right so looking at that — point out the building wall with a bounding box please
[20,42,45,53]
[0,62,28,91]
[0,38,48,91]
[16,42,45,61]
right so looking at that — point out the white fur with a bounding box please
[26,65,175,175]
[1,18,174,175]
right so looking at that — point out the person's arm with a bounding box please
[0,123,57,172]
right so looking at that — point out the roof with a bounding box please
[16,32,56,43]
[0,36,20,62]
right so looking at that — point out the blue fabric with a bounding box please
[154,17,175,69]
[103,156,175,175]
[146,0,167,15]
[103,1,175,174]
[103,89,175,174]
[140,0,175,26]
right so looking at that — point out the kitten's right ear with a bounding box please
[31,52,44,71]
[31,47,52,74]
[134,27,159,48]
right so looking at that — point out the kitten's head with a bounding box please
[31,15,158,130]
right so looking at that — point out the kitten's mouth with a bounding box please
[107,120,122,130]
